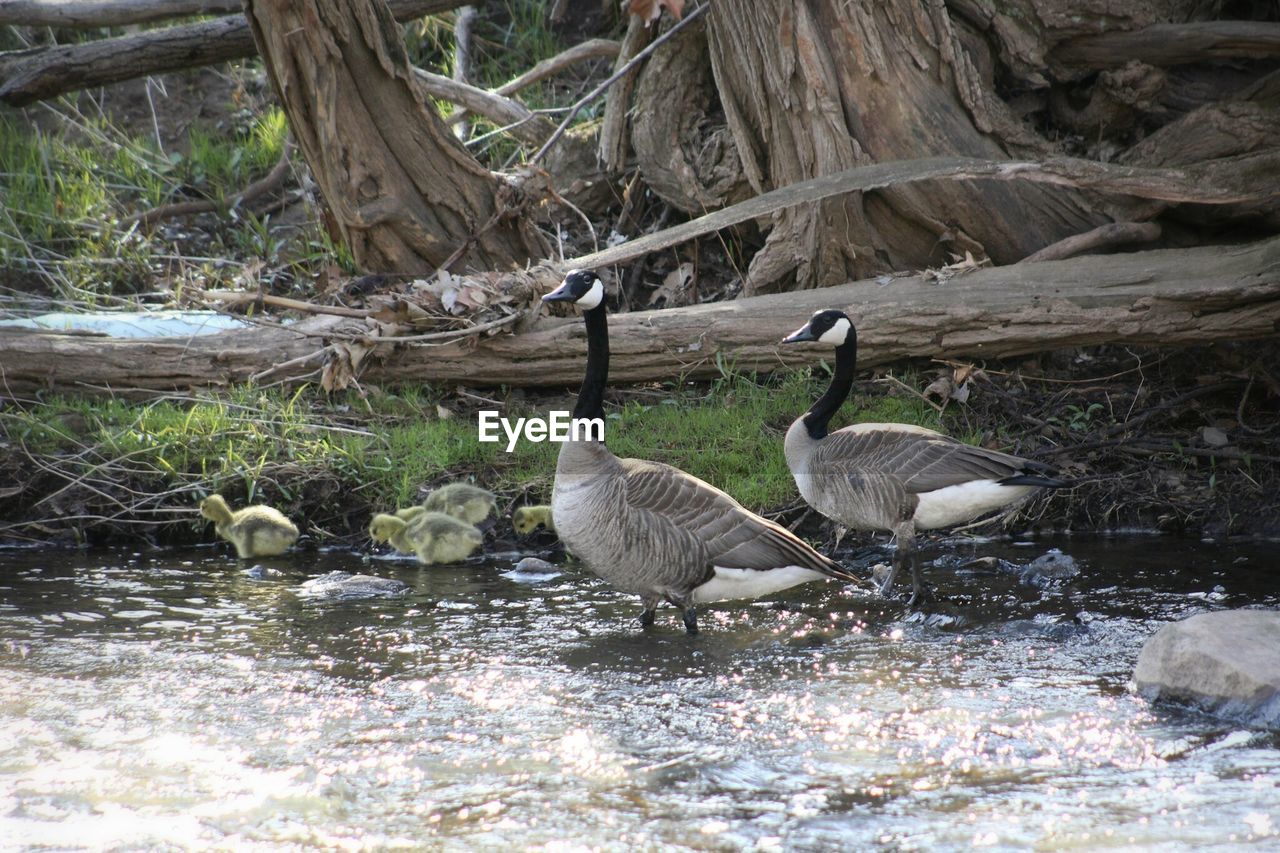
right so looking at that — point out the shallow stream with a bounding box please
[2,537,1278,849]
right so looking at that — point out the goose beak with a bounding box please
[542,282,575,303]
[781,323,817,344]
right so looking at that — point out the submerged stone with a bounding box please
[502,557,562,581]
[1134,609,1280,729]
[1020,549,1080,586]
[299,571,408,600]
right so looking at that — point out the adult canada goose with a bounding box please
[541,270,865,634]
[371,511,483,565]
[780,309,1068,605]
[512,505,555,536]
[422,482,496,525]
[199,494,299,559]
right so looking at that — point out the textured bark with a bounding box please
[244,0,545,274]
[705,0,1113,294]
[596,14,651,173]
[631,17,749,214]
[0,0,461,106]
[1050,22,1280,73]
[0,0,240,27]
[1,238,1275,396]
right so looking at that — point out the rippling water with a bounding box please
[1,537,1277,850]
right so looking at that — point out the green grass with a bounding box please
[1,370,952,543]
[0,106,292,300]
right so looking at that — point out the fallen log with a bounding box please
[0,0,463,106]
[0,0,240,27]
[1,238,1276,397]
[1051,22,1280,72]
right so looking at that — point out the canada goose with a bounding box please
[199,494,299,559]
[512,505,555,535]
[422,482,496,525]
[368,512,418,554]
[541,270,865,635]
[371,511,483,565]
[780,309,1068,605]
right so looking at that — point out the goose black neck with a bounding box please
[803,336,856,440]
[573,304,609,422]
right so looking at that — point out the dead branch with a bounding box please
[119,143,293,230]
[566,153,1280,272]
[1051,22,1280,71]
[413,69,554,145]
[0,0,464,106]
[201,290,371,319]
[598,14,652,172]
[0,0,240,27]
[1019,222,1163,264]
[445,37,621,128]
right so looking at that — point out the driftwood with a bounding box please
[1,238,1276,396]
[0,0,463,106]
[0,0,240,27]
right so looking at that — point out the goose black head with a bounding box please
[542,269,604,310]
[781,309,855,347]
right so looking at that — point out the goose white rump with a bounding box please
[692,566,828,604]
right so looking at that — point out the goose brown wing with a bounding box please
[814,427,1032,494]
[618,459,853,579]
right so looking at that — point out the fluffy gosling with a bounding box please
[199,494,298,559]
[422,483,496,525]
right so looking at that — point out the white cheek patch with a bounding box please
[576,278,604,309]
[818,317,851,345]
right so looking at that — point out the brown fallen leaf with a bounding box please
[628,0,684,25]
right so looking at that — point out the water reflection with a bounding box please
[1,537,1277,848]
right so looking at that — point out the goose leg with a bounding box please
[639,597,659,628]
[681,606,699,636]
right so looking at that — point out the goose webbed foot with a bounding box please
[639,607,656,628]
[682,606,699,636]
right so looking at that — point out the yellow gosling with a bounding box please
[369,513,417,554]
[407,511,484,565]
[422,482,496,525]
[512,505,555,535]
[199,494,299,559]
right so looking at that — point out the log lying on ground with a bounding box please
[0,0,463,106]
[1051,22,1280,73]
[0,0,240,27]
[1,238,1276,397]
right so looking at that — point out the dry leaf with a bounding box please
[319,341,374,393]
[649,262,696,307]
[628,0,684,24]
[436,404,454,420]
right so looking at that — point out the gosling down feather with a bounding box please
[199,494,299,559]
[512,505,555,536]
[368,512,419,554]
[422,482,496,525]
[371,511,482,565]
[780,309,1068,605]
[542,270,865,635]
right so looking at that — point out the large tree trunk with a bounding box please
[1,238,1275,396]
[704,0,1115,294]
[243,0,545,274]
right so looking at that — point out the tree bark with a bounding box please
[0,0,462,106]
[1050,22,1280,73]
[244,0,545,274]
[1,238,1275,396]
[704,0,1114,295]
[0,0,241,27]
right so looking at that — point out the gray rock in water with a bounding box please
[1134,609,1280,729]
[1020,549,1079,586]
[244,565,286,580]
[502,557,562,582]
[299,571,408,600]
